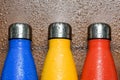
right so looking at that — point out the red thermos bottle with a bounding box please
[81,23,118,80]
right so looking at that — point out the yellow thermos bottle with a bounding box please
[41,22,78,80]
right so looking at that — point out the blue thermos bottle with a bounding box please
[1,23,38,80]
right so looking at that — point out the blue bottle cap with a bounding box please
[9,23,32,40]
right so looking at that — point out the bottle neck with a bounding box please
[49,39,71,49]
[88,39,110,50]
[9,39,31,48]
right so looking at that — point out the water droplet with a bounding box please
[5,12,8,14]
[4,21,7,24]
[0,13,3,16]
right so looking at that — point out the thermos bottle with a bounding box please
[41,22,78,80]
[80,23,118,80]
[1,23,38,80]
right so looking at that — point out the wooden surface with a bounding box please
[0,0,120,79]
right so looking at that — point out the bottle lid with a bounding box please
[48,22,72,39]
[9,23,32,40]
[88,23,111,40]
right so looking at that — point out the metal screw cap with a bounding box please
[88,23,111,40]
[48,22,72,39]
[9,23,32,40]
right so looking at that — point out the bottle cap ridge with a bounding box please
[88,23,111,40]
[9,23,32,40]
[48,22,72,39]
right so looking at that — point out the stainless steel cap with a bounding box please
[9,23,32,40]
[88,23,111,40]
[48,22,72,39]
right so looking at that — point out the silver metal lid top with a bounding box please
[9,23,32,40]
[48,22,72,39]
[88,23,111,40]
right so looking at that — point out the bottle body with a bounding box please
[81,39,118,80]
[41,39,78,80]
[1,39,38,80]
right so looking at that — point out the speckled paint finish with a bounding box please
[1,39,38,80]
[0,0,120,79]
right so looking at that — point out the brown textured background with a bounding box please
[0,0,120,79]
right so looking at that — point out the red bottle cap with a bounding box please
[88,23,111,40]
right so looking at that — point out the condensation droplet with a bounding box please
[0,13,3,16]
